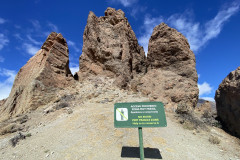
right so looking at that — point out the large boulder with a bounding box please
[215,66,240,137]
[137,23,199,111]
[0,32,73,121]
[78,7,146,88]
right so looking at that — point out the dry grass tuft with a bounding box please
[209,135,221,144]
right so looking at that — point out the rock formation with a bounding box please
[0,32,73,121]
[78,8,198,110]
[0,8,200,122]
[215,66,240,137]
[137,23,199,111]
[147,23,198,81]
[78,7,146,88]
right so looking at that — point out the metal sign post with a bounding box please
[114,102,167,160]
[138,127,144,160]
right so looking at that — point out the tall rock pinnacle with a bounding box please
[147,23,198,81]
[0,32,73,121]
[137,23,199,110]
[79,7,146,88]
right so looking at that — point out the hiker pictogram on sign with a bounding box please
[116,108,128,121]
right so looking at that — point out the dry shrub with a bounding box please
[176,103,190,114]
[176,103,208,131]
[209,135,221,144]
[10,132,26,147]
[202,110,212,118]
[55,102,69,110]
[182,121,195,130]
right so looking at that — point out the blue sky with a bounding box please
[0,0,239,101]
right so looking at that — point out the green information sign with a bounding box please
[114,102,167,128]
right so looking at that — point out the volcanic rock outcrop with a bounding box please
[215,66,240,137]
[78,8,198,110]
[0,32,73,121]
[137,23,199,110]
[78,7,146,88]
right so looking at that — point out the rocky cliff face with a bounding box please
[215,66,240,137]
[0,32,73,121]
[78,7,146,88]
[136,23,199,110]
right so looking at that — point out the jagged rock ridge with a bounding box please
[215,66,240,137]
[0,32,73,121]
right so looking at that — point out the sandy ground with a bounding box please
[0,77,239,160]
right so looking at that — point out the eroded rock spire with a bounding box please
[0,32,73,121]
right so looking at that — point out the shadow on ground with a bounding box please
[121,146,162,159]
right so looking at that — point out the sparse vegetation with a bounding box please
[182,121,195,130]
[44,149,50,153]
[10,132,26,147]
[202,110,212,118]
[61,94,75,101]
[176,103,190,114]
[176,103,208,131]
[9,132,32,147]
[209,135,221,144]
[25,133,32,137]
[56,102,69,110]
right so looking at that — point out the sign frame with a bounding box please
[114,102,167,128]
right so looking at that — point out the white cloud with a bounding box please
[198,82,213,96]
[0,56,4,63]
[110,0,138,7]
[68,40,81,52]
[167,12,202,51]
[198,74,200,78]
[48,22,59,32]
[17,20,59,56]
[0,17,6,24]
[168,2,239,52]
[130,6,147,17]
[138,15,163,55]
[27,35,42,45]
[0,68,17,100]
[14,33,24,41]
[30,20,41,30]
[70,63,79,74]
[139,1,240,54]
[203,2,240,43]
[23,43,39,55]
[201,97,215,102]
[43,31,51,37]
[0,33,9,50]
